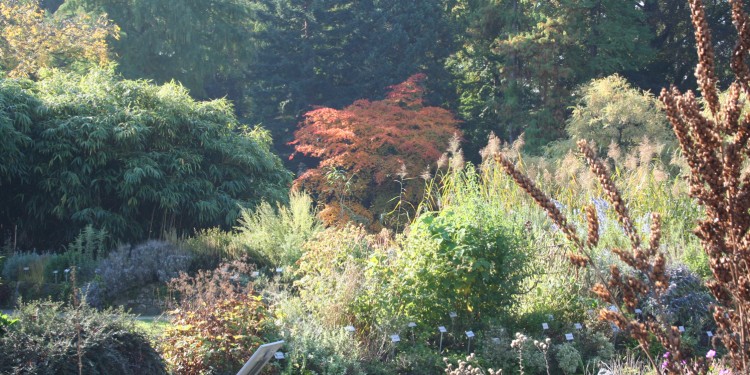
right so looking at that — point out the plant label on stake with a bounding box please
[574,323,582,330]
[707,331,713,337]
[236,340,285,375]
[465,331,475,354]
[678,326,685,333]
[275,267,283,274]
[492,337,501,344]
[565,333,574,341]
[251,271,259,278]
[274,352,285,360]
[438,326,447,352]
[345,325,355,333]
[449,312,457,319]
[542,323,549,330]
[408,322,416,341]
[634,308,643,314]
[390,334,400,343]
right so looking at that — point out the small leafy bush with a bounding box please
[294,225,381,328]
[60,225,109,279]
[392,195,532,327]
[274,297,364,374]
[0,312,17,336]
[235,190,322,268]
[161,260,273,375]
[97,240,193,301]
[0,299,166,374]
[555,343,582,375]
[1,251,47,282]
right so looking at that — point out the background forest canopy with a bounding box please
[0,0,744,248]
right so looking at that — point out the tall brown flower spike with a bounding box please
[496,149,686,374]
[659,0,750,371]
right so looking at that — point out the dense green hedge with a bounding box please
[0,69,291,248]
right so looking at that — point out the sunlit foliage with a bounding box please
[291,74,461,229]
[0,69,291,247]
[0,0,117,78]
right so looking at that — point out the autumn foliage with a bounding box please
[0,1,118,78]
[291,74,461,229]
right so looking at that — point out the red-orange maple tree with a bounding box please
[291,74,461,229]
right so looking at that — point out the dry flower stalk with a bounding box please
[497,144,693,374]
[659,0,750,371]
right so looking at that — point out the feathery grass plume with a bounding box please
[578,140,641,249]
[658,0,750,371]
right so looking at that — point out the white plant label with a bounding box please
[465,331,475,338]
[390,334,400,343]
[449,312,458,318]
[574,323,582,330]
[679,326,685,333]
[274,352,285,360]
[438,326,447,333]
[345,325,355,332]
[542,323,549,330]
[408,322,416,328]
[707,331,713,337]
[565,333,574,341]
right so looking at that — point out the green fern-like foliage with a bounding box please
[235,190,322,268]
[0,69,291,247]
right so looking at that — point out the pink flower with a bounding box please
[663,352,670,358]
[706,349,716,359]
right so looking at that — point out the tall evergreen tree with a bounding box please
[448,0,653,154]
[634,0,734,92]
[59,0,259,100]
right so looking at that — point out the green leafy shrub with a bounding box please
[555,343,582,375]
[0,68,291,248]
[390,166,532,327]
[161,260,273,374]
[0,299,166,374]
[274,297,364,375]
[0,312,17,336]
[236,190,321,268]
[1,251,47,282]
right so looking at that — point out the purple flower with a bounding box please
[663,352,670,358]
[662,361,668,369]
[706,349,716,359]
